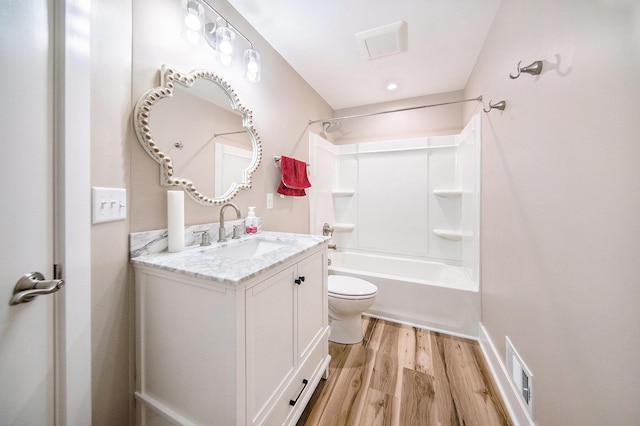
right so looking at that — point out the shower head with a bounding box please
[323,121,342,133]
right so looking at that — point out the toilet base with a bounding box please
[329,316,364,344]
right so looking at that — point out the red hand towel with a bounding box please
[277,156,311,197]
[277,180,306,196]
[280,156,311,189]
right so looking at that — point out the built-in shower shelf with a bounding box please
[433,189,463,198]
[333,223,355,232]
[433,229,470,241]
[332,190,355,197]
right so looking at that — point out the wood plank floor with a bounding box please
[297,317,512,426]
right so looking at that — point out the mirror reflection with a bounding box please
[133,66,262,205]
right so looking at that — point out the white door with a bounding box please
[0,0,59,423]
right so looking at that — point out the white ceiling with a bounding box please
[227,0,502,110]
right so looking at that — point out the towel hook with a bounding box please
[510,60,543,79]
[483,100,506,113]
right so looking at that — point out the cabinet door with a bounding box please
[246,266,296,424]
[296,250,327,361]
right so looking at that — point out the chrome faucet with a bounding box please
[218,202,241,242]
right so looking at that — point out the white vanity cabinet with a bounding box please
[133,242,329,426]
[246,249,327,425]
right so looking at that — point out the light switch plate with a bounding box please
[92,187,127,224]
[266,193,274,209]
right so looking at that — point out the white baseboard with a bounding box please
[364,312,477,341]
[477,323,535,426]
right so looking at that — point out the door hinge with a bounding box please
[54,263,63,280]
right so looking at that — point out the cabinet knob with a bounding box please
[294,276,305,285]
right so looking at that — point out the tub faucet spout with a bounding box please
[218,202,241,242]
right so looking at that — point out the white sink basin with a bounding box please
[204,238,288,260]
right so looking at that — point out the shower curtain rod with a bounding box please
[308,96,483,125]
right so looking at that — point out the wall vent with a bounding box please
[505,337,534,419]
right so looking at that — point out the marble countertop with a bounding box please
[130,231,328,285]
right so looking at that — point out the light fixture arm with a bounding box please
[199,0,253,49]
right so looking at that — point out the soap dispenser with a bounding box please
[245,206,259,234]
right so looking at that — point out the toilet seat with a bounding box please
[328,275,377,300]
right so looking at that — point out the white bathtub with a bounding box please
[328,251,480,338]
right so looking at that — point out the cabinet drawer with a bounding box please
[262,342,326,426]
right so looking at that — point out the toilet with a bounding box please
[328,275,378,344]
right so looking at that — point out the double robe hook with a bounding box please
[481,59,542,113]
[510,60,543,79]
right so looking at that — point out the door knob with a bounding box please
[10,272,64,305]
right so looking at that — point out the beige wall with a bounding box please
[91,0,640,423]
[130,0,332,234]
[331,90,466,144]
[90,0,331,424]
[90,0,133,424]
[464,0,640,423]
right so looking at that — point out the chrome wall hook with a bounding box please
[510,60,543,79]
[483,100,506,113]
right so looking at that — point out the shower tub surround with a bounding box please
[310,114,481,338]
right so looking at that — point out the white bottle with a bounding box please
[245,206,258,234]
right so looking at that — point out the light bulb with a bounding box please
[183,0,203,31]
[184,14,201,31]
[185,29,201,45]
[215,26,235,65]
[247,58,259,73]
[219,39,233,55]
[219,53,232,66]
[244,49,261,82]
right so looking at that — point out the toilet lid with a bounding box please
[328,275,377,297]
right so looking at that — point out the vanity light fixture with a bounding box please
[184,0,262,82]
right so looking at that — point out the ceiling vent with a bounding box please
[356,21,407,60]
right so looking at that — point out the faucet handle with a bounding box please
[194,230,211,246]
[232,225,241,239]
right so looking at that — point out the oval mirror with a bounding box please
[133,65,262,205]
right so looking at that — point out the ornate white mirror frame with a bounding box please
[133,66,262,205]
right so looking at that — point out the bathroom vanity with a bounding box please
[131,232,329,425]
